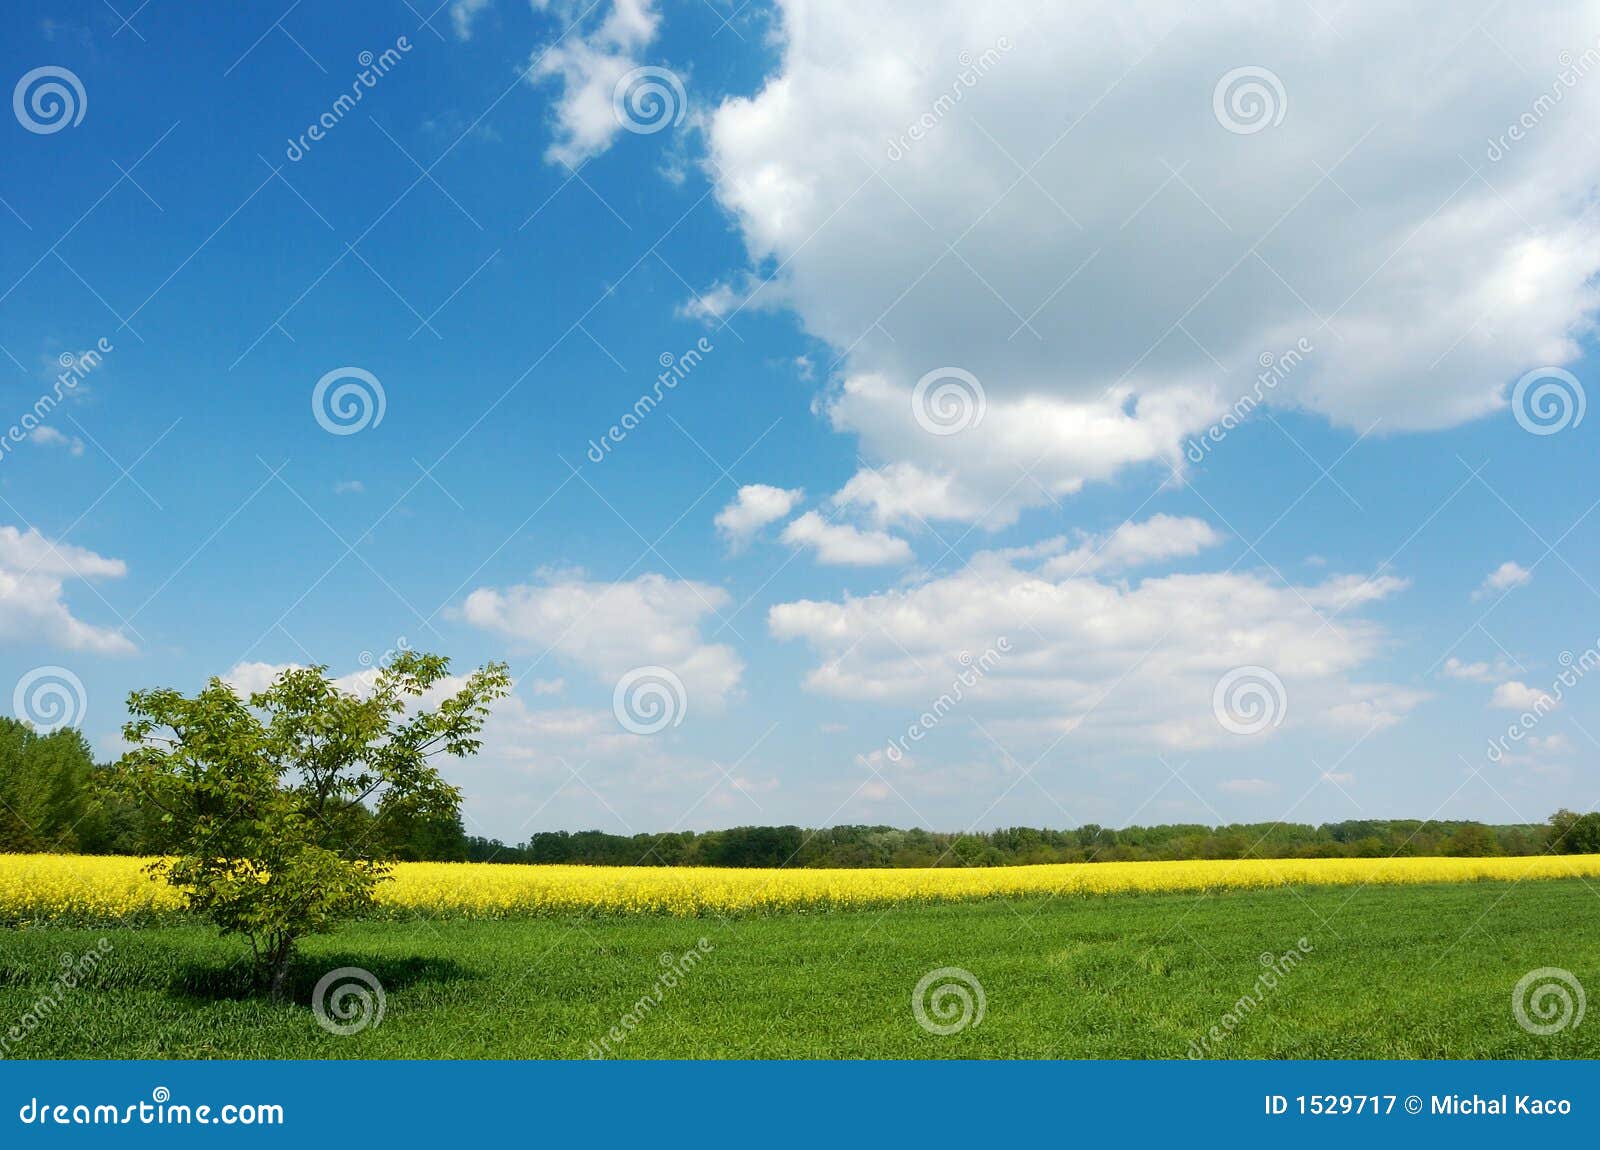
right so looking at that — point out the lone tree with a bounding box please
[102,652,510,999]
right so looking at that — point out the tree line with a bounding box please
[466,814,1600,868]
[0,714,468,862]
[7,713,1600,869]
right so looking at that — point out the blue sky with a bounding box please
[3,0,1599,843]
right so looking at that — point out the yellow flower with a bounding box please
[5,851,1600,921]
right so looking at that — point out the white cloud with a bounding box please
[1039,514,1222,577]
[461,570,743,707]
[1492,731,1573,770]
[528,0,663,167]
[221,661,297,695]
[450,0,493,40]
[1441,656,1514,683]
[705,1,1600,525]
[1475,560,1532,599]
[715,484,804,549]
[780,510,915,566]
[29,426,84,456]
[333,479,365,495]
[1490,680,1556,711]
[1219,778,1276,795]
[677,281,740,322]
[0,526,133,653]
[825,374,1219,527]
[1325,691,1428,732]
[834,460,993,526]
[769,545,1412,750]
[1320,770,1355,785]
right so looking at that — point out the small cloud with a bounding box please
[1441,656,1513,683]
[1325,688,1428,731]
[333,479,365,495]
[678,272,784,323]
[529,677,566,696]
[1218,777,1277,795]
[1475,561,1531,599]
[450,0,492,40]
[1320,770,1356,785]
[715,484,804,551]
[678,282,741,322]
[794,356,815,381]
[1040,514,1222,577]
[1491,680,1556,710]
[781,511,914,567]
[29,426,84,456]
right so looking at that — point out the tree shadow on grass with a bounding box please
[173,952,472,1003]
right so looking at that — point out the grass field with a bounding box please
[3,879,1596,1058]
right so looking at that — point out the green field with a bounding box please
[2,880,1595,1059]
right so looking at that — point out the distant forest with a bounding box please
[6,717,1599,866]
[467,813,1600,868]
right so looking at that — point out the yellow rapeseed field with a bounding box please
[5,851,1600,923]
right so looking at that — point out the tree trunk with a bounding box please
[266,938,295,1003]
